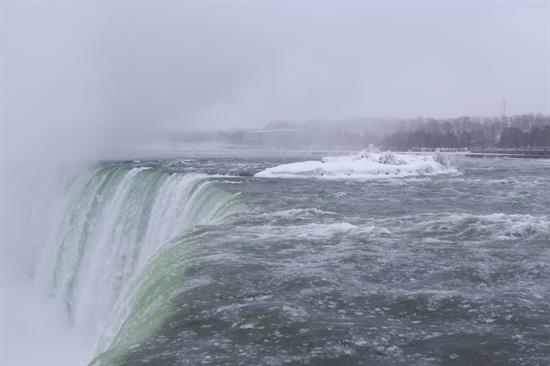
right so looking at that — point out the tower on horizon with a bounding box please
[500,97,507,118]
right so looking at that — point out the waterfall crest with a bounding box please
[33,164,243,357]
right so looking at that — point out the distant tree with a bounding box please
[498,127,528,147]
[382,114,550,150]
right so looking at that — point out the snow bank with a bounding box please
[255,149,458,179]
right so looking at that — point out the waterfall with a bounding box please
[27,163,243,360]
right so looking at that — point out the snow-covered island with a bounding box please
[255,149,458,179]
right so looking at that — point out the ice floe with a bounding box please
[255,149,458,179]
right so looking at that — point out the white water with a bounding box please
[1,270,94,365]
[0,164,242,365]
[1,165,93,365]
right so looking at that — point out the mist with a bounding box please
[1,1,548,161]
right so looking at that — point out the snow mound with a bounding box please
[255,150,458,179]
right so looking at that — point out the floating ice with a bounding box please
[255,149,458,179]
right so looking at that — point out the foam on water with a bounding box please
[411,213,550,241]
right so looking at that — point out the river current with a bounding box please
[8,153,550,365]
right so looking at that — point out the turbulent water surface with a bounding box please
[23,154,550,365]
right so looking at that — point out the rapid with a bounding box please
[1,153,549,365]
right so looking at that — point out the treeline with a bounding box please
[262,114,550,149]
[383,114,550,150]
[497,126,550,148]
[162,114,550,150]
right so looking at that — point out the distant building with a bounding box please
[242,129,302,148]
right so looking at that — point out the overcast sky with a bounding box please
[1,1,549,156]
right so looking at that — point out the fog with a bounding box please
[1,1,548,160]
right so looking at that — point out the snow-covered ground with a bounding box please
[255,149,458,179]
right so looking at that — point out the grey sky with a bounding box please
[1,1,548,157]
